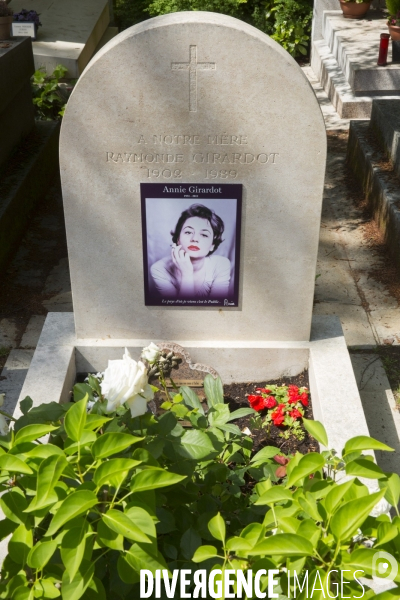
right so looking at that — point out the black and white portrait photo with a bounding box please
[141,183,242,307]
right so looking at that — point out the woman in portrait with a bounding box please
[150,204,231,300]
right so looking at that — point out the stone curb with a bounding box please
[347,120,400,273]
[0,120,60,274]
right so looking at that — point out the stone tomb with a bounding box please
[17,12,371,452]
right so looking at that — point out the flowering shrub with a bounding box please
[13,9,41,27]
[248,384,309,440]
[0,347,398,598]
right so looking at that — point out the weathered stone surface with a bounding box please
[60,11,326,342]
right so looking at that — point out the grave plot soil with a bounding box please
[223,371,319,456]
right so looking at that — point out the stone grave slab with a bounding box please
[9,0,112,78]
[60,11,326,342]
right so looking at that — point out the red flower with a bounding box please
[290,408,302,419]
[288,396,298,404]
[248,395,265,412]
[299,392,308,407]
[256,387,271,394]
[264,396,277,409]
[288,385,299,395]
[271,409,285,426]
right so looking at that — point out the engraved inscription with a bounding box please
[171,45,216,112]
[105,132,280,179]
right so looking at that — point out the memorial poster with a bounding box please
[141,183,242,307]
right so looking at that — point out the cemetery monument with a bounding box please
[17,11,370,452]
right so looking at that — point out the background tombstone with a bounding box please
[60,11,326,343]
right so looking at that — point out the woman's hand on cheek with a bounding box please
[171,244,194,278]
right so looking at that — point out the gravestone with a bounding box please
[60,11,326,343]
[16,12,372,460]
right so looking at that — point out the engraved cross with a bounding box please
[171,45,216,112]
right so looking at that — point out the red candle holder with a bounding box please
[378,33,390,66]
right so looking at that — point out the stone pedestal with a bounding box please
[311,11,400,118]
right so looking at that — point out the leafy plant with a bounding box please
[267,0,312,56]
[31,65,71,121]
[0,346,398,598]
[112,0,312,58]
[387,0,400,18]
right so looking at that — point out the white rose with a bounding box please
[100,348,154,417]
[0,414,9,436]
[141,342,161,365]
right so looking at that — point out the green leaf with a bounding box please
[286,453,325,487]
[208,513,225,543]
[61,524,88,581]
[84,414,111,431]
[102,509,150,543]
[27,540,57,569]
[0,487,28,524]
[93,458,140,489]
[225,537,253,551]
[255,487,292,505]
[324,479,354,515]
[20,397,33,415]
[46,490,98,536]
[91,432,143,459]
[61,560,94,600]
[208,404,230,426]
[227,408,256,421]
[25,454,68,512]
[302,418,329,447]
[203,375,224,407]
[0,455,33,475]
[249,533,314,556]
[125,543,169,576]
[344,436,394,455]
[130,467,186,493]
[250,446,280,464]
[125,506,156,539]
[33,578,61,598]
[346,458,386,480]
[330,490,385,541]
[180,528,201,560]
[0,517,17,540]
[14,424,58,446]
[8,523,33,565]
[179,429,217,460]
[180,386,205,415]
[381,473,400,508]
[97,519,124,551]
[64,396,88,442]
[192,545,219,563]
[347,548,400,582]
[376,522,399,547]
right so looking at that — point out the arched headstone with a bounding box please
[60,12,326,341]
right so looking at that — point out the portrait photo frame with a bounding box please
[141,183,242,308]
